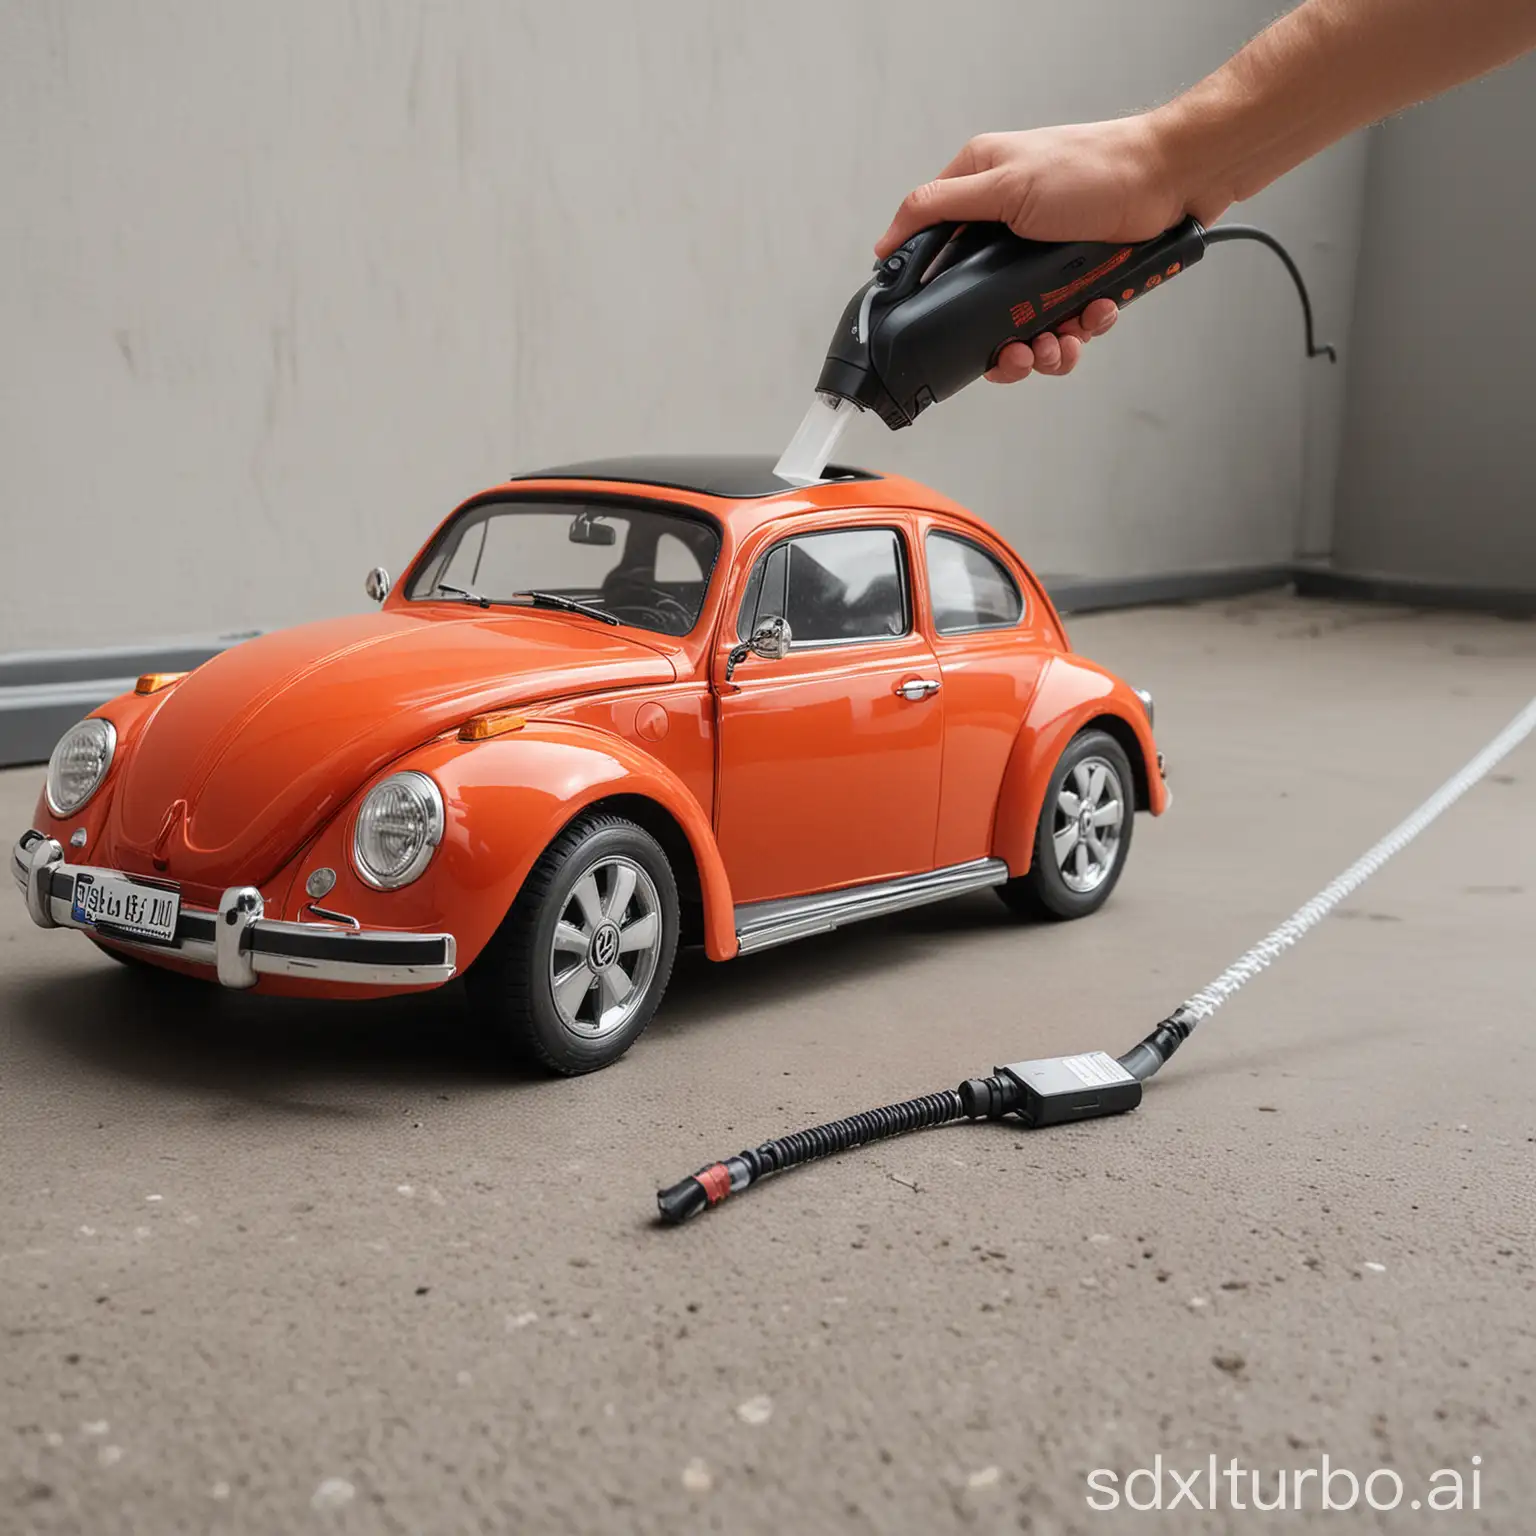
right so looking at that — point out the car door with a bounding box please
[713,520,943,905]
[921,524,1051,868]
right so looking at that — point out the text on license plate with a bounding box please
[71,872,181,943]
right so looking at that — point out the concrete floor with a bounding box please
[1,594,1533,1536]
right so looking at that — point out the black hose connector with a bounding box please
[958,1073,1021,1119]
[656,1175,712,1224]
[1118,1006,1199,1081]
[656,1154,754,1225]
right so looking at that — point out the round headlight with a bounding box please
[352,771,444,890]
[46,718,117,817]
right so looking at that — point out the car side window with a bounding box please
[736,543,787,640]
[737,528,909,645]
[925,531,1024,634]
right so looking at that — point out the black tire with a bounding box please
[997,728,1136,921]
[465,812,680,1075]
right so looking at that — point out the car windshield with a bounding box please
[405,498,721,637]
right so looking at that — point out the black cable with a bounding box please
[1203,223,1337,362]
[752,1088,963,1171]
[651,1004,1203,1224]
[657,1089,963,1223]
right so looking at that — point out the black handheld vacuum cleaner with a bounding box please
[773,215,1335,483]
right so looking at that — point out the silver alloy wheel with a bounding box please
[1052,755,1126,894]
[548,855,663,1040]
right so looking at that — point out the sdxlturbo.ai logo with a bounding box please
[1086,1454,1483,1514]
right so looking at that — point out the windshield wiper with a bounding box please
[512,590,621,626]
[435,581,491,608]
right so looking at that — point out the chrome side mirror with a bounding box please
[750,615,793,660]
[725,615,793,681]
[364,566,391,604]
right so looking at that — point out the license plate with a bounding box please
[71,872,181,944]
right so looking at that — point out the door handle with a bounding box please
[894,677,941,701]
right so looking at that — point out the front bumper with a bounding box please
[13,831,456,990]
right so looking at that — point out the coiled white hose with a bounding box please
[1178,694,1536,1024]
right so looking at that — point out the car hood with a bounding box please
[106,609,675,887]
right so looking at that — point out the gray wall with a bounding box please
[1331,54,1536,593]
[1,2,1367,655]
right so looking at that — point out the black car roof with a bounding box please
[511,455,881,499]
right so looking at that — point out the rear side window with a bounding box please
[737,528,909,645]
[925,531,1024,634]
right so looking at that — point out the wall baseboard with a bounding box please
[1042,566,1292,615]
[1291,565,1536,618]
[2,564,1530,769]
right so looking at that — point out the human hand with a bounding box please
[876,115,1220,382]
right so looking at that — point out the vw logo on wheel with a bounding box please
[589,922,621,970]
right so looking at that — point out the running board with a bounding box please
[734,857,1010,956]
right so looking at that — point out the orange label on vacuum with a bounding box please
[1010,299,1037,327]
[1042,247,1132,312]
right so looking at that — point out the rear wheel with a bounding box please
[997,729,1135,921]
[465,812,679,1075]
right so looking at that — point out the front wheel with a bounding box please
[465,812,679,1075]
[997,728,1135,921]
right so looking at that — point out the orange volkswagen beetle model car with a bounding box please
[14,457,1167,1074]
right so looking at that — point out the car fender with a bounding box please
[990,656,1166,877]
[289,721,739,969]
[27,684,185,855]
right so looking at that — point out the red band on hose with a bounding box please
[696,1164,733,1205]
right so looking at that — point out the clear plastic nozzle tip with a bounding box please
[772,393,861,486]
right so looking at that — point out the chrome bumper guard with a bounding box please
[13,831,456,989]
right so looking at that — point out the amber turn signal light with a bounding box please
[459,711,526,742]
[135,672,188,695]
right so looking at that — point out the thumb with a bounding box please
[875,170,1008,257]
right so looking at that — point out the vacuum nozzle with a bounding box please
[656,1174,712,1224]
[772,392,861,485]
[656,1158,753,1225]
